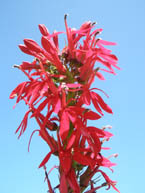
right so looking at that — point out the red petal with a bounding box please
[91,92,104,115]
[28,129,39,152]
[73,151,95,169]
[18,44,35,56]
[67,83,82,88]
[83,91,91,105]
[20,62,40,70]
[89,132,101,153]
[95,71,105,80]
[87,126,113,138]
[38,24,49,36]
[32,98,49,117]
[52,31,59,49]
[92,92,113,114]
[9,82,26,100]
[15,110,31,138]
[59,110,70,141]
[98,39,117,46]
[24,39,42,53]
[101,156,116,168]
[41,36,66,73]
[84,110,101,120]
[38,151,53,168]
[41,36,55,53]
[53,98,61,114]
[97,170,120,193]
[66,131,76,150]
[64,15,74,58]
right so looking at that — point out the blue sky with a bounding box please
[0,0,145,193]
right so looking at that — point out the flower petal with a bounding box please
[38,24,49,36]
[92,92,113,114]
[84,110,101,120]
[39,151,53,168]
[59,110,70,141]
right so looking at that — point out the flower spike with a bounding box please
[10,16,120,193]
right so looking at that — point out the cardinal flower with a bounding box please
[10,15,120,193]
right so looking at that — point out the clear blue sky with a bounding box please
[1,0,145,193]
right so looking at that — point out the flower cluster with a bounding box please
[10,15,120,193]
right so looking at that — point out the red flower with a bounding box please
[10,16,120,193]
[97,170,120,193]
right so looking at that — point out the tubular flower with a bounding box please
[10,15,120,193]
